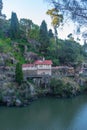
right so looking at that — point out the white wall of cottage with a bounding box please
[22,64,52,75]
[36,65,51,69]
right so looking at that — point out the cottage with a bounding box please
[34,60,52,75]
[22,60,52,76]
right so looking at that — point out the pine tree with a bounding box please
[39,20,50,56]
[48,29,54,38]
[10,12,19,39]
[0,0,3,15]
[15,62,23,85]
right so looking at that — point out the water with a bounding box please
[0,95,87,130]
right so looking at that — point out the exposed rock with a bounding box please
[15,99,22,107]
[0,53,17,65]
[24,51,41,62]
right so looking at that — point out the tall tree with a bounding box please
[0,0,3,15]
[10,12,19,39]
[29,24,40,40]
[46,0,87,25]
[46,0,87,39]
[39,20,50,55]
[46,8,63,43]
[15,62,23,85]
[20,18,33,38]
[58,40,83,64]
[48,29,54,38]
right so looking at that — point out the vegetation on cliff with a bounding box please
[50,77,80,97]
[15,62,23,85]
[0,11,85,66]
[0,7,87,106]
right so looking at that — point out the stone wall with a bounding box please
[52,67,74,77]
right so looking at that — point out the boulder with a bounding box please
[15,99,22,107]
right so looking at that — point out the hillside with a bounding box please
[0,12,86,66]
[0,12,87,107]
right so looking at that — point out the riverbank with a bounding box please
[0,76,86,107]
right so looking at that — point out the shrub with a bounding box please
[15,62,23,85]
[50,77,80,97]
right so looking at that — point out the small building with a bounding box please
[34,60,52,75]
[22,60,52,76]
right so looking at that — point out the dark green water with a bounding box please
[0,95,87,130]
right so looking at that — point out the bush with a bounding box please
[50,78,64,95]
[15,62,23,85]
[50,77,80,97]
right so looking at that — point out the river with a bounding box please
[0,95,87,130]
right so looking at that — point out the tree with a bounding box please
[50,78,64,95]
[50,77,80,97]
[0,0,3,15]
[10,12,19,39]
[46,0,87,25]
[39,20,50,55]
[29,24,39,41]
[46,0,87,39]
[46,8,63,43]
[58,40,83,64]
[0,19,11,38]
[15,62,23,85]
[48,29,54,38]
[67,33,74,41]
[20,18,33,38]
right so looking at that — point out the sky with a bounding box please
[2,0,83,43]
[3,0,52,27]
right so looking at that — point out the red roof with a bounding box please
[22,60,52,68]
[22,64,34,68]
[34,60,52,65]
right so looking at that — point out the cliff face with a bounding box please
[0,65,86,107]
[0,50,86,107]
[0,79,37,107]
[0,53,16,88]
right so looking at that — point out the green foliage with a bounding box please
[46,0,87,26]
[48,29,54,38]
[46,8,63,27]
[15,62,23,85]
[58,40,83,64]
[20,18,33,39]
[0,19,5,37]
[46,38,84,66]
[50,78,80,97]
[13,50,25,64]
[0,38,12,53]
[10,12,19,39]
[0,38,25,65]
[0,19,10,38]
[0,10,85,67]
[82,43,87,59]
[29,25,39,40]
[46,8,63,42]
[39,20,50,56]
[50,78,64,95]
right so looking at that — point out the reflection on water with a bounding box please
[0,95,87,130]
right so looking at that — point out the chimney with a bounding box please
[43,57,45,61]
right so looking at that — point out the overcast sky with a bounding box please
[3,0,51,27]
[2,0,83,43]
